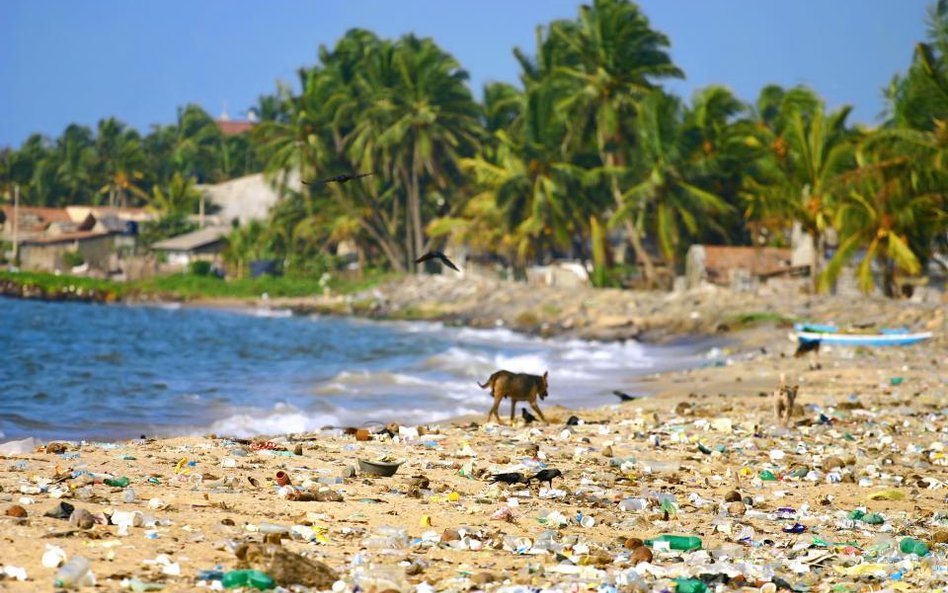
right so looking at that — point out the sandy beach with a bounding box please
[1,284,946,592]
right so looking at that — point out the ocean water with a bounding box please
[0,298,717,441]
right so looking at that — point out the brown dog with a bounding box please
[774,373,799,425]
[479,370,549,425]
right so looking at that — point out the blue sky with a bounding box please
[0,1,932,148]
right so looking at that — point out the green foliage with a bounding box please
[0,269,123,296]
[0,0,944,299]
[139,214,197,247]
[188,260,213,276]
[62,251,85,268]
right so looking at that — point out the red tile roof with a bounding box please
[0,205,72,233]
[701,245,792,282]
[215,119,255,136]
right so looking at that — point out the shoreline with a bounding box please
[1,275,946,591]
[1,325,945,592]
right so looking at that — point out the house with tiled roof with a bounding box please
[685,244,796,290]
[0,205,76,243]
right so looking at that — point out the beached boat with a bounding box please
[791,323,933,347]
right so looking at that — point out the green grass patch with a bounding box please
[1,268,399,302]
[0,270,124,296]
[728,310,795,328]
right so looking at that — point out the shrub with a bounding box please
[62,251,85,268]
[188,260,213,276]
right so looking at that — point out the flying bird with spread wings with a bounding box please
[414,251,461,272]
[303,172,375,185]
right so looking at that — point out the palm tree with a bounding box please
[823,138,945,296]
[554,0,684,286]
[56,124,96,204]
[459,81,587,267]
[610,90,732,270]
[172,104,223,182]
[745,86,856,292]
[95,118,147,207]
[147,172,201,218]
[884,1,948,130]
[349,34,483,270]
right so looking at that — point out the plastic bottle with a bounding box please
[619,498,648,512]
[899,537,929,556]
[55,555,92,589]
[673,577,708,593]
[103,477,130,488]
[220,569,275,590]
[849,509,884,524]
[644,534,702,551]
[123,487,137,503]
[256,522,290,535]
[758,470,777,481]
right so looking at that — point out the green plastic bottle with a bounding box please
[849,509,884,525]
[644,534,702,551]
[221,569,276,590]
[103,476,130,488]
[899,537,929,557]
[674,577,708,593]
[759,470,777,481]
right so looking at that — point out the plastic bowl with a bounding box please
[358,459,404,477]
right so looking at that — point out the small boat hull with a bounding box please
[794,330,933,347]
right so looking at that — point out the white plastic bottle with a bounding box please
[54,555,92,589]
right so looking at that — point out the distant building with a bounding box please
[0,205,75,243]
[18,231,115,273]
[214,110,255,137]
[197,171,302,226]
[685,245,794,290]
[151,226,230,267]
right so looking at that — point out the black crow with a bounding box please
[521,408,538,424]
[613,390,635,402]
[303,172,375,185]
[529,468,563,489]
[490,472,527,485]
[565,415,581,426]
[414,251,461,272]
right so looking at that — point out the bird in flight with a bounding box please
[303,172,375,185]
[414,251,461,272]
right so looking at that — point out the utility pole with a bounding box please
[12,183,19,264]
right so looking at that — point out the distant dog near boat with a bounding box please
[479,370,550,425]
[774,373,799,425]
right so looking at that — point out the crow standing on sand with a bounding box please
[521,408,538,425]
[414,251,461,272]
[529,468,563,489]
[303,172,375,185]
[613,390,635,402]
[490,472,528,485]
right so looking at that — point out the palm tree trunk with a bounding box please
[809,231,822,294]
[602,149,656,288]
[409,144,424,273]
[362,219,406,273]
[609,176,656,287]
[882,258,897,298]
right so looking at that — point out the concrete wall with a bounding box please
[20,235,114,273]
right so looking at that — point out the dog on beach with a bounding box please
[774,373,799,425]
[479,370,550,425]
